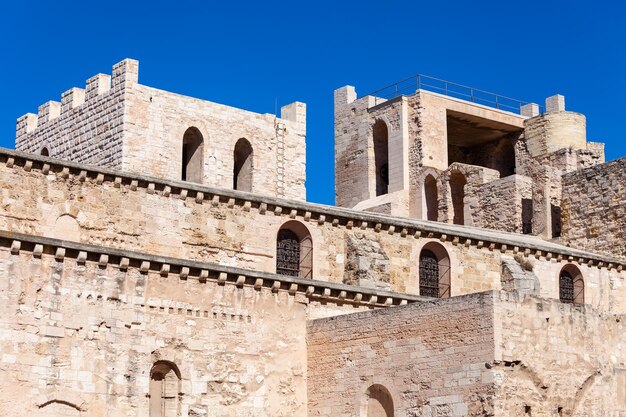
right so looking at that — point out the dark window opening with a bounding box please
[276,221,312,278]
[559,266,584,305]
[424,175,438,221]
[419,244,451,298]
[182,127,204,183]
[551,204,562,238]
[41,147,50,157]
[373,120,389,196]
[449,172,466,225]
[233,138,253,192]
[522,198,533,234]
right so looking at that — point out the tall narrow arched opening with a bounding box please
[559,265,584,305]
[40,147,50,157]
[418,242,451,298]
[362,384,394,417]
[449,172,467,225]
[149,361,181,417]
[372,120,389,197]
[424,174,438,221]
[276,220,312,278]
[233,138,253,192]
[182,127,204,183]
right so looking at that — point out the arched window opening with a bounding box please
[449,172,466,225]
[276,221,312,279]
[41,147,50,157]
[233,138,253,192]
[419,243,451,298]
[364,384,394,417]
[373,120,389,197]
[424,174,438,221]
[182,127,204,183]
[559,265,584,305]
[150,361,181,417]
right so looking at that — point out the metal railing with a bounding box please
[366,74,544,115]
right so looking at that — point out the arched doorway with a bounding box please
[149,361,181,417]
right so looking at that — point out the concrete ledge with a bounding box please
[1,147,624,269]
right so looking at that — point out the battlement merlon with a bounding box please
[280,102,306,131]
[16,58,139,135]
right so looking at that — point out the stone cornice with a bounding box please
[1,147,624,271]
[1,230,424,307]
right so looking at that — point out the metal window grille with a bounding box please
[559,271,574,303]
[419,250,440,298]
[276,229,301,277]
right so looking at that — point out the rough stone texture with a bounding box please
[2,149,624,311]
[16,59,306,201]
[493,291,626,417]
[307,292,497,417]
[561,157,626,258]
[0,247,310,417]
[334,86,607,243]
[308,291,626,417]
[343,231,391,290]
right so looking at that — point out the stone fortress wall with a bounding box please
[15,59,306,201]
[309,291,626,417]
[334,85,605,240]
[4,59,626,417]
[1,149,624,315]
[561,156,626,259]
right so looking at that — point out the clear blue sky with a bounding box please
[1,0,624,205]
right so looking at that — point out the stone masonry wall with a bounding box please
[15,59,306,200]
[15,60,135,169]
[561,157,626,258]
[0,246,309,417]
[307,291,497,417]
[123,84,306,200]
[0,150,624,313]
[493,292,626,417]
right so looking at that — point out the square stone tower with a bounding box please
[16,59,307,200]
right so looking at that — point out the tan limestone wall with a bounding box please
[493,292,626,417]
[0,153,624,312]
[0,246,309,417]
[15,59,306,200]
[14,61,135,169]
[561,157,626,259]
[123,84,306,200]
[475,175,533,233]
[307,291,497,417]
[524,111,586,158]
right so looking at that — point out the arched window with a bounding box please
[40,147,50,157]
[233,138,253,192]
[276,221,312,278]
[182,127,204,183]
[424,174,438,221]
[418,243,451,298]
[559,265,584,305]
[149,361,181,417]
[363,384,394,417]
[372,120,389,197]
[449,172,466,225]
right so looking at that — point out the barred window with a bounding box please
[418,243,450,298]
[559,266,584,305]
[276,221,312,279]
